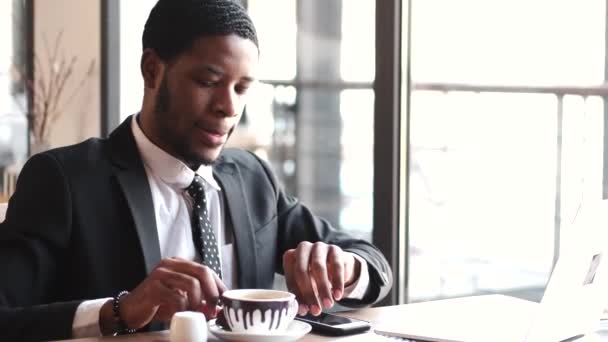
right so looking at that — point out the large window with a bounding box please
[0,0,29,196]
[240,0,377,240]
[407,0,606,302]
[119,1,377,239]
[119,0,156,121]
[115,0,401,301]
[110,0,608,306]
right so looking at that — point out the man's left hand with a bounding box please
[282,242,361,316]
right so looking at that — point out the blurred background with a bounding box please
[3,0,608,306]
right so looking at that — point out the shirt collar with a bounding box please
[131,115,221,191]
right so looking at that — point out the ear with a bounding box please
[140,48,166,89]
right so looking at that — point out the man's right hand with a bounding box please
[99,257,226,335]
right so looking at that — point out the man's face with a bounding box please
[148,34,259,166]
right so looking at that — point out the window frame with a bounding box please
[100,0,407,306]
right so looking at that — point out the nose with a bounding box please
[212,86,238,117]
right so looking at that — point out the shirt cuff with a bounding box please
[72,298,112,338]
[342,253,370,300]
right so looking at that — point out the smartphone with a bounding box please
[294,312,371,336]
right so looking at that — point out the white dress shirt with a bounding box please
[71,116,369,337]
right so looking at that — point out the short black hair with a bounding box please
[142,0,259,62]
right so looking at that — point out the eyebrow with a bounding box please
[196,65,256,83]
[204,65,223,76]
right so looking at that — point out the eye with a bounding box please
[196,79,217,87]
[235,84,250,95]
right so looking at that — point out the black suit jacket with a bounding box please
[0,117,392,341]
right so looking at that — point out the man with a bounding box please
[0,0,392,340]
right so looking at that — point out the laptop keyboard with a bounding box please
[373,331,429,341]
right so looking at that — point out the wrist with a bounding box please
[99,299,118,336]
[99,291,137,336]
[113,291,137,335]
[344,253,361,287]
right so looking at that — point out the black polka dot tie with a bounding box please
[187,174,222,278]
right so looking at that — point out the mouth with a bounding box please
[194,123,229,148]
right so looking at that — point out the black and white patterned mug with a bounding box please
[220,289,298,334]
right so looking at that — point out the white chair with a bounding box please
[0,202,7,222]
[2,162,23,199]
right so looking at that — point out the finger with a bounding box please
[159,258,226,306]
[283,250,308,315]
[205,272,228,319]
[153,281,189,322]
[198,267,223,310]
[327,245,345,300]
[309,242,333,310]
[213,271,228,297]
[159,257,206,276]
[292,242,320,313]
[282,250,297,293]
[155,267,202,310]
[298,305,309,316]
[121,269,192,329]
[194,271,226,319]
[308,277,323,315]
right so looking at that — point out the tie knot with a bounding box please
[187,174,205,200]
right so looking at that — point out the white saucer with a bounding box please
[208,319,312,342]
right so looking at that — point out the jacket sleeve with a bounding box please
[0,153,82,341]
[249,152,393,307]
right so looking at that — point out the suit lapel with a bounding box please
[213,159,258,288]
[108,116,161,274]
[106,118,258,284]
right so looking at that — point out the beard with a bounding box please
[154,73,219,168]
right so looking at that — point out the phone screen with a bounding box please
[296,312,371,336]
[300,312,357,326]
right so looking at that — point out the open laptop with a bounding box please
[375,203,608,342]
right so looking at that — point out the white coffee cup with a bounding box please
[220,289,298,334]
[170,311,207,342]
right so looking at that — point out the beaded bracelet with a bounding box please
[113,290,137,335]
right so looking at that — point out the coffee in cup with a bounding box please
[219,289,298,334]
